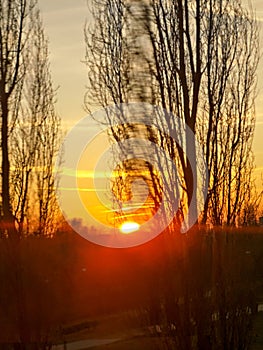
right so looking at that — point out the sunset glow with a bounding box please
[119,221,140,234]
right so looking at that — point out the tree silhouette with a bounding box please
[0,1,61,347]
[0,0,61,237]
[85,0,259,228]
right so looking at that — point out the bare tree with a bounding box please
[85,3,259,349]
[0,1,61,347]
[0,0,32,236]
[85,0,132,110]
[85,0,259,229]
[198,1,259,225]
[14,8,61,236]
[0,1,61,237]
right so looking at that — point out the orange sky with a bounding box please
[38,0,263,191]
[38,0,263,232]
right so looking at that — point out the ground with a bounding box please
[250,311,263,350]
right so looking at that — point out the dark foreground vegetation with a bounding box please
[0,226,262,349]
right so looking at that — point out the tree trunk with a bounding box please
[1,90,16,237]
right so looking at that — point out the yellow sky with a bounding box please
[38,0,263,217]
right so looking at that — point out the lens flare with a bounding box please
[56,103,208,248]
[119,221,140,234]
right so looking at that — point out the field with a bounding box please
[0,226,262,349]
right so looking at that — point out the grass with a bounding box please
[87,336,163,350]
[250,312,263,350]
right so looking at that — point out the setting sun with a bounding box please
[119,222,140,234]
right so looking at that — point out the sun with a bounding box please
[119,221,140,234]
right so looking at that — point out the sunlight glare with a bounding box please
[119,221,140,234]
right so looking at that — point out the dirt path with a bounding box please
[86,336,161,350]
[52,338,121,350]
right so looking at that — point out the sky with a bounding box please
[38,0,263,229]
[253,0,263,188]
[38,0,88,128]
